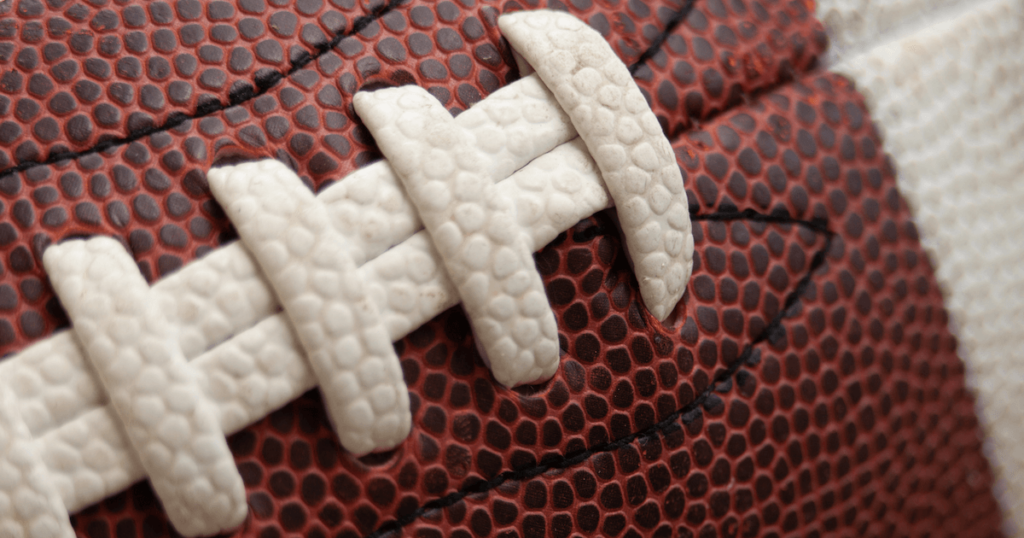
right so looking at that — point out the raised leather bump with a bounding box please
[207,159,411,456]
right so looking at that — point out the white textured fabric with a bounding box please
[0,382,74,538]
[42,238,247,537]
[827,0,1024,532]
[208,160,411,455]
[354,86,560,388]
[500,11,694,321]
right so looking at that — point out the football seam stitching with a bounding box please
[0,0,694,182]
[627,0,698,76]
[0,0,405,180]
[364,210,835,538]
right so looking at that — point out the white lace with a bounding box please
[8,1,1017,533]
[0,11,692,536]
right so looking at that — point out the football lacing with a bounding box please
[0,10,693,536]
[499,11,694,322]
[353,86,563,390]
[42,238,248,536]
[207,160,413,457]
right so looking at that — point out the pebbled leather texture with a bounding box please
[74,71,1002,536]
[29,130,612,517]
[0,73,613,517]
[0,0,1006,536]
[0,72,572,457]
[0,72,577,461]
[831,0,1024,530]
[0,71,584,478]
[0,0,824,357]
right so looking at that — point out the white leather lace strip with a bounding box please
[156,244,278,362]
[0,381,74,538]
[354,86,560,388]
[39,137,611,515]
[42,238,247,537]
[37,315,312,513]
[499,10,694,321]
[829,0,1024,530]
[0,73,574,443]
[207,160,411,455]
[0,11,693,525]
[320,74,575,266]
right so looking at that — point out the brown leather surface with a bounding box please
[73,55,999,538]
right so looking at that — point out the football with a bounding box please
[0,0,1019,536]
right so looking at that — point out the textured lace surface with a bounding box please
[61,0,1007,534]
[0,10,695,535]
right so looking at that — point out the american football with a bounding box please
[0,0,1019,537]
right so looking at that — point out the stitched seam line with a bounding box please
[365,210,835,538]
[0,0,695,182]
[362,2,832,534]
[628,0,698,75]
[0,0,404,180]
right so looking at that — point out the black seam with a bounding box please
[692,207,831,235]
[569,206,828,244]
[365,211,835,538]
[0,0,691,181]
[628,0,698,75]
[0,0,404,180]
[0,0,692,182]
